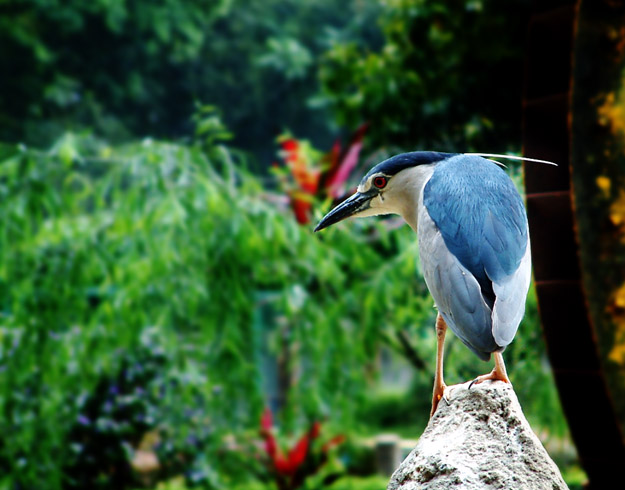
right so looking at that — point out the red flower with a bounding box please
[259,408,311,476]
[260,408,278,457]
[264,433,278,458]
[281,138,299,153]
[274,453,294,474]
[272,434,310,475]
[260,407,273,434]
[310,421,321,439]
[256,410,345,489]
[287,434,309,472]
[275,125,368,225]
[322,435,345,453]
[291,198,312,225]
[323,123,368,199]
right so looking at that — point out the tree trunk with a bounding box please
[570,0,625,441]
[523,2,625,486]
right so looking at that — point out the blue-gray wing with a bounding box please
[418,205,498,360]
[420,155,531,354]
[491,242,531,345]
[423,155,528,291]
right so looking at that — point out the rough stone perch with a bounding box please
[388,381,569,490]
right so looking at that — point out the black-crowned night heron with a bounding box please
[315,152,542,416]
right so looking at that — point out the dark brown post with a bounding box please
[523,1,625,487]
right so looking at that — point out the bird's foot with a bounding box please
[469,369,510,389]
[469,351,510,389]
[430,383,451,417]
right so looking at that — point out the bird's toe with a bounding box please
[469,371,510,389]
[442,386,453,406]
[431,383,450,417]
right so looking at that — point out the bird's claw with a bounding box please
[469,352,510,390]
[469,371,510,390]
[431,384,451,416]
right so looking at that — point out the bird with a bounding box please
[314,151,542,416]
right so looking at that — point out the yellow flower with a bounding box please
[596,175,611,198]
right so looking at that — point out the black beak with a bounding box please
[314,190,375,232]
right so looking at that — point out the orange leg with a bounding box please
[431,314,449,416]
[469,350,510,387]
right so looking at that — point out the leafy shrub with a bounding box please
[316,0,532,152]
[0,131,567,488]
[0,132,426,487]
[62,329,215,489]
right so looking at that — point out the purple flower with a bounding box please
[186,435,199,447]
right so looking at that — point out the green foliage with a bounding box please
[63,329,215,488]
[0,0,229,143]
[0,0,382,163]
[0,1,579,486]
[226,474,389,490]
[0,130,568,488]
[0,134,240,488]
[316,0,532,152]
[1,0,532,158]
[0,132,426,488]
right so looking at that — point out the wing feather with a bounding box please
[418,206,497,360]
[491,243,532,346]
[418,155,531,355]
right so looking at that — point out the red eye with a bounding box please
[373,176,387,189]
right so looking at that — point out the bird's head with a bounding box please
[314,151,455,232]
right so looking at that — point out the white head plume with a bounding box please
[466,153,558,166]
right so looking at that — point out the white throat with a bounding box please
[395,164,436,231]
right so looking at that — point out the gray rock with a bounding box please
[387,381,569,490]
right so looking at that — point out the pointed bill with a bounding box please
[314,190,375,232]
